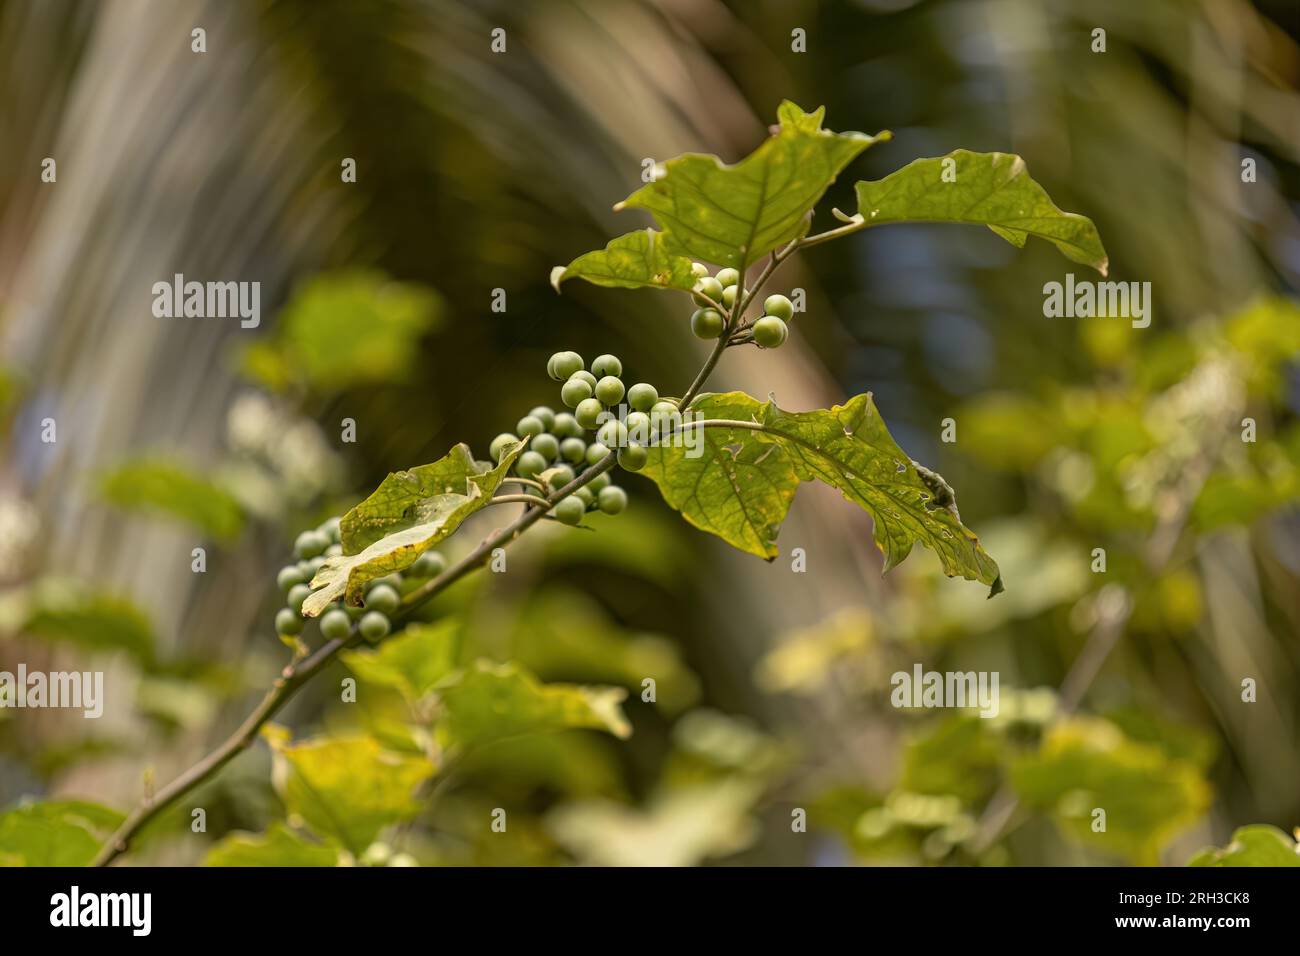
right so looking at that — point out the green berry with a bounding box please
[560,437,587,463]
[752,315,788,349]
[531,433,559,461]
[598,485,629,515]
[276,608,303,636]
[693,277,724,307]
[318,516,342,543]
[721,284,738,309]
[594,376,625,406]
[547,464,576,488]
[586,442,610,465]
[365,584,401,615]
[597,420,627,448]
[763,294,794,321]
[517,450,548,478]
[516,415,545,438]
[627,383,658,412]
[561,377,592,408]
[691,262,709,278]
[298,557,325,579]
[575,487,595,506]
[716,267,740,288]
[294,529,329,559]
[691,308,724,339]
[489,433,518,463]
[409,550,446,578]
[591,354,622,378]
[625,411,651,441]
[548,351,584,381]
[359,611,391,641]
[588,472,611,493]
[575,398,604,431]
[569,369,598,389]
[528,406,555,430]
[320,608,352,641]
[554,496,586,526]
[618,444,648,472]
[277,565,306,592]
[552,413,581,438]
[372,573,403,591]
[287,583,312,614]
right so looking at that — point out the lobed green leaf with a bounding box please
[550,228,698,292]
[1187,825,1300,867]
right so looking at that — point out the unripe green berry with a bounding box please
[294,529,329,559]
[277,565,306,592]
[588,472,611,493]
[598,485,629,514]
[691,308,724,339]
[625,411,651,442]
[287,583,312,614]
[763,294,794,321]
[569,370,598,389]
[597,420,627,448]
[364,583,401,615]
[591,354,622,378]
[531,433,559,461]
[552,413,581,438]
[561,377,593,408]
[594,376,625,406]
[372,573,403,591]
[516,415,545,438]
[575,398,604,431]
[693,277,724,307]
[617,443,648,472]
[548,351,584,381]
[298,557,325,579]
[320,608,352,641]
[489,433,519,463]
[276,608,303,636]
[586,442,610,465]
[318,516,342,543]
[359,611,391,641]
[547,464,576,488]
[528,406,555,430]
[721,284,738,309]
[409,550,446,578]
[752,315,789,349]
[575,487,595,506]
[560,437,587,463]
[690,262,708,278]
[554,496,586,526]
[627,383,658,412]
[516,450,548,478]
[715,267,740,288]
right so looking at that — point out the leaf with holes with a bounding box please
[302,441,523,615]
[854,150,1108,274]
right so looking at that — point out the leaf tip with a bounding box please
[987,575,1005,599]
[549,265,567,293]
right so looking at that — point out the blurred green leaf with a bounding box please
[1223,296,1300,398]
[204,822,342,867]
[303,442,522,615]
[99,458,245,542]
[264,727,435,855]
[340,620,459,703]
[5,579,155,664]
[242,270,440,393]
[551,228,697,292]
[1011,717,1211,864]
[899,715,1002,805]
[854,150,1108,274]
[0,800,123,867]
[438,660,631,748]
[1188,825,1300,867]
[614,101,884,270]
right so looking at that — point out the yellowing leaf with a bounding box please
[264,730,435,855]
[340,620,459,702]
[204,822,342,867]
[1188,825,1300,867]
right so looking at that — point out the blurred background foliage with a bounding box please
[0,0,1297,866]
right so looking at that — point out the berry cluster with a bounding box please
[689,262,794,349]
[272,516,446,643]
[486,350,656,525]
